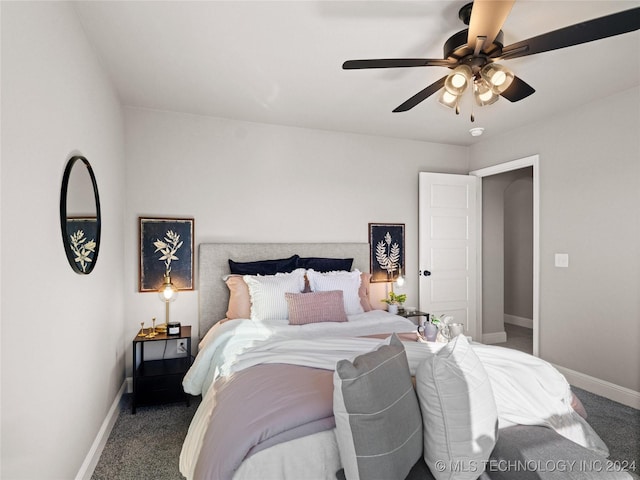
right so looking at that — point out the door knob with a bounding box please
[421,270,431,277]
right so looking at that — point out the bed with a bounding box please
[179,242,626,480]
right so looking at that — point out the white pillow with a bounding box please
[243,268,306,321]
[415,335,498,480]
[307,269,364,315]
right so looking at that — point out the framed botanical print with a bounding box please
[139,217,194,292]
[368,223,405,283]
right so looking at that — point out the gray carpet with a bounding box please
[92,389,639,479]
[572,387,640,471]
[91,395,201,480]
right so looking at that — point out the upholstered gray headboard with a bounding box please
[198,243,370,338]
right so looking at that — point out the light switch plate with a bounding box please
[555,253,569,268]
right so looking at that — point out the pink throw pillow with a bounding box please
[359,272,373,312]
[224,275,251,319]
[285,290,348,325]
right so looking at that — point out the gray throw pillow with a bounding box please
[333,334,423,480]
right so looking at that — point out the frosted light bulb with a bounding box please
[491,70,507,87]
[479,89,493,102]
[162,287,174,300]
[442,91,457,105]
[451,72,467,89]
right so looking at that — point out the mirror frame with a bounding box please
[59,155,102,274]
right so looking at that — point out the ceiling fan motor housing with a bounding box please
[444,29,504,68]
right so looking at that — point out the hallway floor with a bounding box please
[494,323,533,354]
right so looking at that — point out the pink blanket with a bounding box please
[193,363,334,480]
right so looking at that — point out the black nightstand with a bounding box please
[132,325,192,414]
[398,310,429,323]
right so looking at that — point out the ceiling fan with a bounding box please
[343,1,640,117]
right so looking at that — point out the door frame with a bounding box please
[469,155,540,356]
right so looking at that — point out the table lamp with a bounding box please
[158,273,178,325]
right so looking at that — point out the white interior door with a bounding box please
[419,172,478,339]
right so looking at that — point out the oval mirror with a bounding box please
[59,155,101,274]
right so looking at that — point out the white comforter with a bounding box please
[183,310,417,396]
[180,311,609,480]
[181,311,417,479]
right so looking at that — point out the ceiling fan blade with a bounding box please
[393,76,447,112]
[343,58,456,69]
[500,76,535,102]
[500,7,640,60]
[467,0,515,49]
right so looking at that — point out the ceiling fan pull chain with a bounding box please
[470,88,475,122]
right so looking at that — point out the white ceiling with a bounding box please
[73,1,640,147]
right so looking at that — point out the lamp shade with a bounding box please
[480,63,514,94]
[444,65,473,96]
[438,89,459,109]
[474,80,499,106]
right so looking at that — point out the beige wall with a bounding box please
[504,174,534,321]
[122,107,469,372]
[470,86,640,392]
[481,168,533,336]
[1,2,126,478]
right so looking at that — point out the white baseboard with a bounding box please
[482,331,507,344]
[504,314,533,329]
[75,381,126,480]
[553,364,640,410]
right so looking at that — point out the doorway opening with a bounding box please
[470,155,540,357]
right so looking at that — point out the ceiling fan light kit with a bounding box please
[439,61,511,111]
[438,90,459,109]
[480,63,514,94]
[342,1,640,118]
[474,80,500,107]
[444,65,473,96]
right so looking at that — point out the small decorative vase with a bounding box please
[387,304,399,315]
[424,322,438,342]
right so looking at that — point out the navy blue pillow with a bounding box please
[228,255,299,275]
[297,257,353,272]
